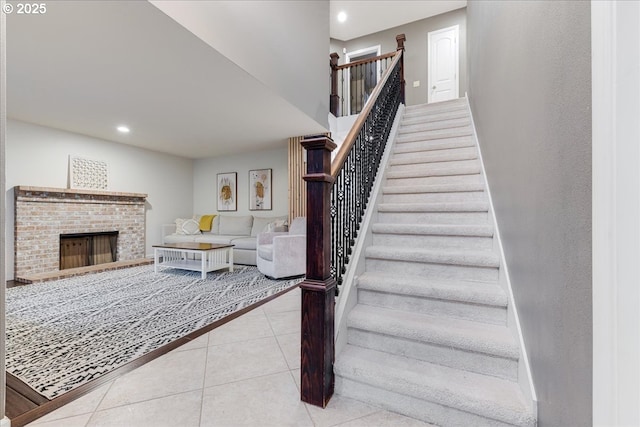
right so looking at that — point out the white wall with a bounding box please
[5,120,194,279]
[193,147,289,218]
[150,0,329,129]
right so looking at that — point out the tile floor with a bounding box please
[26,287,434,427]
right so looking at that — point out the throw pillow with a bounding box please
[175,218,188,235]
[199,214,216,232]
[266,219,288,233]
[181,218,201,235]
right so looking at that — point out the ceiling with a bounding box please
[330,1,467,41]
[7,1,467,160]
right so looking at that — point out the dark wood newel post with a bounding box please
[329,53,340,116]
[396,33,406,104]
[300,134,337,408]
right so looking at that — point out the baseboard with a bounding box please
[1,416,11,427]
[465,93,538,416]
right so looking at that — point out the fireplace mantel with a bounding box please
[15,186,147,201]
[14,185,148,282]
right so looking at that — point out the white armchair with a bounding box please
[256,217,306,279]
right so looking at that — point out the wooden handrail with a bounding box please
[334,51,397,71]
[330,49,403,178]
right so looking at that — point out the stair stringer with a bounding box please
[334,104,405,356]
[465,94,538,418]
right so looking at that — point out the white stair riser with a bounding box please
[335,377,517,427]
[387,159,481,175]
[366,258,499,281]
[348,328,518,381]
[382,191,487,204]
[372,232,494,250]
[378,211,490,224]
[384,174,482,187]
[400,118,471,133]
[402,109,469,123]
[358,289,507,325]
[394,138,475,155]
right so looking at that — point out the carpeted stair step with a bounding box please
[382,189,486,204]
[399,117,471,134]
[394,135,475,156]
[397,126,473,142]
[357,272,508,324]
[365,246,499,281]
[390,146,478,166]
[377,201,490,224]
[335,345,536,427]
[387,158,480,176]
[371,222,494,250]
[347,304,519,380]
[385,172,483,188]
[402,108,469,124]
[404,99,466,115]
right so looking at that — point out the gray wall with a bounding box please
[193,147,289,218]
[332,7,467,106]
[466,2,591,426]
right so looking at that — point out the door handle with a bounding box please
[432,86,436,89]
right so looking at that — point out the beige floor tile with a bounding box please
[98,347,207,410]
[261,289,301,314]
[266,310,301,336]
[207,309,274,346]
[29,381,112,424]
[204,336,288,388]
[290,369,301,391]
[201,371,312,427]
[174,332,209,352]
[87,390,202,427]
[334,410,438,427]
[27,413,93,427]
[276,332,301,370]
[305,395,381,427]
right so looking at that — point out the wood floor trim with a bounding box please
[7,282,300,427]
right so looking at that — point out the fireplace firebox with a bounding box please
[59,231,118,270]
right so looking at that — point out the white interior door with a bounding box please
[428,25,459,103]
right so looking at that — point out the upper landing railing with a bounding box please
[299,34,406,409]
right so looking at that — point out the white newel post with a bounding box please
[0,1,9,425]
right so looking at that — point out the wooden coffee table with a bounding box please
[153,242,234,279]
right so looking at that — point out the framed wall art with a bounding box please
[217,172,237,211]
[69,155,109,190]
[249,168,272,210]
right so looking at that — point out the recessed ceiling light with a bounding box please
[337,11,347,23]
[117,125,130,133]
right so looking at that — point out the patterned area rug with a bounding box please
[5,265,302,399]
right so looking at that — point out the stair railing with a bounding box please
[300,34,405,409]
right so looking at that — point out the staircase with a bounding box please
[334,98,536,426]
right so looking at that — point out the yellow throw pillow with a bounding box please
[199,214,216,232]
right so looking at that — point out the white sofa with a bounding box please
[162,214,288,266]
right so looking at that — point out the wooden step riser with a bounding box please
[335,377,518,427]
[372,232,494,250]
[347,328,518,381]
[377,211,490,224]
[366,258,499,281]
[382,191,487,204]
[358,289,507,325]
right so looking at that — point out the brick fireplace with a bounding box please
[14,186,147,282]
